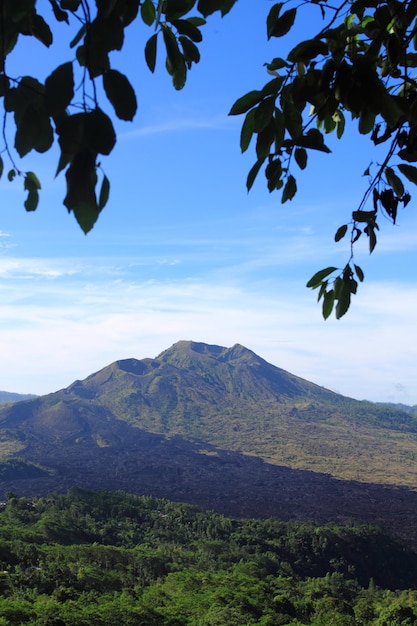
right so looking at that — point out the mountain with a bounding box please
[1,340,417,546]
[0,391,37,404]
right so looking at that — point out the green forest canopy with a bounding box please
[1,488,417,625]
[1,0,417,317]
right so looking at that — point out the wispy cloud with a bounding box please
[1,255,416,406]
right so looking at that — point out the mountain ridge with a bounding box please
[1,340,417,546]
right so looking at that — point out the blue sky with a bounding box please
[1,1,417,404]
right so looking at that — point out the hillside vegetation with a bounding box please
[0,489,416,625]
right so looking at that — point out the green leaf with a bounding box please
[24,172,41,212]
[229,90,263,116]
[334,224,348,242]
[288,39,328,63]
[103,70,137,121]
[281,174,297,203]
[352,210,376,223]
[398,163,417,185]
[334,110,345,139]
[49,0,69,23]
[268,8,296,39]
[8,169,16,182]
[296,129,331,153]
[354,264,364,282]
[141,0,156,25]
[335,282,351,319]
[179,36,200,64]
[98,175,110,210]
[86,109,116,156]
[265,159,282,192]
[163,26,187,90]
[385,166,404,197]
[240,108,255,153]
[24,171,41,190]
[145,34,158,73]
[306,266,338,288]
[358,108,376,135]
[64,149,99,234]
[45,62,74,116]
[283,101,302,140]
[255,120,275,159]
[266,3,282,39]
[70,23,87,48]
[61,0,81,9]
[253,97,275,133]
[246,158,265,191]
[165,0,197,21]
[294,147,307,169]
[197,0,237,17]
[172,19,203,42]
[322,289,335,320]
[31,14,53,47]
[14,105,41,157]
[0,156,3,180]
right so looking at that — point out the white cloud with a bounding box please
[0,263,416,406]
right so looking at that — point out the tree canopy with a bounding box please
[1,0,417,317]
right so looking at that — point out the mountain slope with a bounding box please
[1,340,416,485]
[1,341,417,546]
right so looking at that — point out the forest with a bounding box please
[0,489,416,625]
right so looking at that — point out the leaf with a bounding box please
[70,23,87,48]
[240,108,255,153]
[352,210,376,223]
[172,19,203,42]
[25,171,41,190]
[229,90,263,116]
[266,3,282,39]
[14,105,41,157]
[281,174,297,202]
[335,282,351,319]
[31,14,53,47]
[296,129,331,153]
[141,0,156,25]
[24,189,39,212]
[268,8,296,39]
[0,156,3,180]
[265,159,282,192]
[179,36,200,64]
[358,109,376,135]
[385,166,404,197]
[165,0,197,21]
[145,34,158,73]
[45,62,74,116]
[322,289,335,320]
[253,97,275,133]
[61,0,82,8]
[306,266,338,288]
[49,0,69,23]
[334,224,348,242]
[103,70,137,121]
[354,264,364,282]
[64,149,99,233]
[398,163,417,185]
[24,172,41,212]
[288,39,328,63]
[246,158,265,191]
[197,0,237,17]
[255,120,275,159]
[98,175,110,210]
[163,26,187,90]
[294,147,307,169]
[86,109,116,156]
[8,169,16,182]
